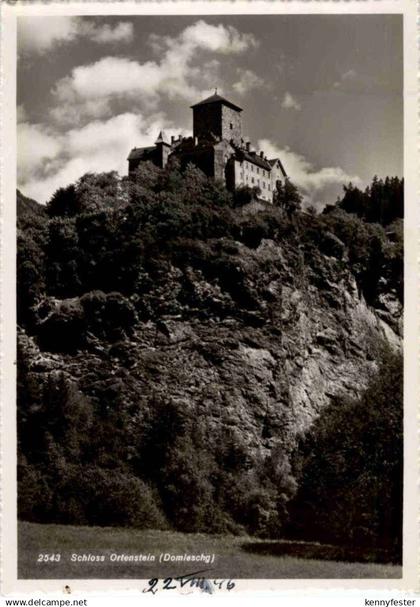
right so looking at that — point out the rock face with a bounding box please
[19,236,402,458]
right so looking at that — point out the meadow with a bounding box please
[18,522,402,580]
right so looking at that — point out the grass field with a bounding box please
[18,522,402,580]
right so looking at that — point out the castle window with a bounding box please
[268,183,271,191]
[263,170,265,177]
[257,167,260,174]
[251,165,254,172]
[251,177,254,184]
[257,179,260,187]
[263,181,266,189]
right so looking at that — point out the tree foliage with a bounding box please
[335,176,403,226]
[16,166,403,543]
[287,351,402,560]
[273,178,302,217]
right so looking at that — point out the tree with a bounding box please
[233,185,261,207]
[47,172,128,219]
[45,217,81,296]
[47,185,79,217]
[17,230,46,325]
[336,176,403,226]
[273,178,302,217]
[130,161,161,192]
[287,351,403,561]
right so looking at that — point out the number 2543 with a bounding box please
[37,554,61,563]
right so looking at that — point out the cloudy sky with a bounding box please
[17,14,403,208]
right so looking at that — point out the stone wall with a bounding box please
[220,105,242,144]
[193,104,223,141]
[213,141,234,182]
[156,144,172,168]
[193,103,242,144]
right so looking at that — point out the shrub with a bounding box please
[18,458,53,522]
[70,467,168,529]
[287,351,403,561]
[36,298,86,353]
[81,290,138,340]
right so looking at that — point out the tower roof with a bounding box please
[155,130,171,145]
[190,93,243,112]
[127,146,155,161]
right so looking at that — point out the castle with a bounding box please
[127,92,287,203]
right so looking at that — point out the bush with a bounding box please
[287,351,403,561]
[17,231,46,326]
[45,218,81,297]
[81,290,138,340]
[66,467,168,529]
[36,298,86,353]
[336,176,403,226]
[18,458,53,522]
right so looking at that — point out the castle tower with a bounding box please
[154,130,171,168]
[191,93,243,145]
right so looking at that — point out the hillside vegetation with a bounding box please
[17,163,403,561]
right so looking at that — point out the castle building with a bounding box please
[127,92,287,203]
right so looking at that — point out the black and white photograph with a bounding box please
[3,2,417,593]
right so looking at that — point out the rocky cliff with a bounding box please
[19,235,402,455]
[17,170,403,536]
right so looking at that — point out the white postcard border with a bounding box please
[1,0,418,595]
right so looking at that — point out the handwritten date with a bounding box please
[143,569,235,594]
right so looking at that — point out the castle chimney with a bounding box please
[260,151,264,159]
[171,135,175,144]
[246,141,251,152]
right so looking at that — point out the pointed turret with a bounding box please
[155,130,171,146]
[154,130,171,168]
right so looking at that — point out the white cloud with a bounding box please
[18,20,258,200]
[17,112,185,204]
[153,20,257,56]
[259,139,361,209]
[50,97,113,124]
[79,21,134,44]
[54,57,165,101]
[51,20,257,122]
[19,17,133,54]
[17,122,62,185]
[233,69,265,95]
[19,17,78,54]
[281,92,301,111]
[332,69,382,93]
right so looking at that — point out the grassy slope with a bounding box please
[19,522,401,580]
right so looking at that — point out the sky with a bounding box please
[17,14,403,208]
